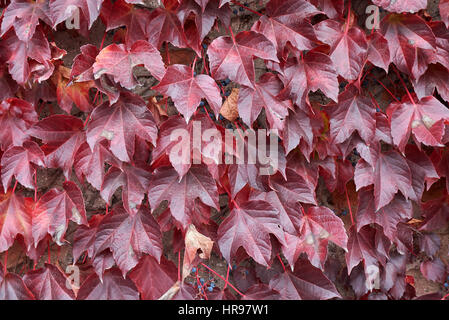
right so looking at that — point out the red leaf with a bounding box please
[74,140,117,191]
[0,191,34,252]
[70,44,99,82]
[207,31,278,88]
[217,199,284,266]
[146,6,187,49]
[282,107,314,155]
[315,20,368,80]
[356,188,412,242]
[102,0,151,46]
[328,85,376,145]
[282,205,347,268]
[238,73,293,130]
[345,226,380,277]
[86,92,158,163]
[50,0,102,29]
[92,40,165,89]
[32,181,87,247]
[388,96,449,151]
[153,64,222,121]
[0,98,38,151]
[148,165,219,228]
[268,258,341,300]
[367,31,391,72]
[1,0,51,41]
[420,258,447,283]
[413,63,449,102]
[0,27,51,84]
[381,14,436,79]
[28,115,85,179]
[372,0,427,13]
[23,263,75,300]
[77,268,139,300]
[309,0,344,19]
[0,271,35,300]
[151,114,219,178]
[278,51,339,109]
[129,255,178,300]
[251,0,321,53]
[1,141,43,191]
[269,168,317,206]
[93,205,163,275]
[177,0,231,42]
[355,150,412,210]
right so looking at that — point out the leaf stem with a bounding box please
[231,0,263,17]
[200,263,245,297]
[345,184,355,225]
[277,254,286,272]
[392,66,415,105]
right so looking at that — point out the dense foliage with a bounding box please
[0,0,448,300]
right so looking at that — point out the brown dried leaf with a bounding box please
[220,88,239,122]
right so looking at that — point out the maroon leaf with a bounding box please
[328,85,376,145]
[92,40,165,89]
[0,272,35,300]
[23,263,75,300]
[32,181,87,247]
[207,31,278,88]
[129,255,178,300]
[269,168,317,206]
[251,0,321,53]
[28,114,86,179]
[0,98,38,151]
[217,199,284,266]
[153,64,222,121]
[50,0,103,29]
[372,0,427,13]
[388,95,449,151]
[0,191,34,252]
[282,206,347,268]
[1,0,51,41]
[356,187,413,242]
[148,165,219,228]
[77,268,139,300]
[420,258,447,283]
[315,20,368,80]
[151,114,219,178]
[93,205,163,275]
[381,14,436,79]
[238,72,293,130]
[86,92,158,163]
[354,150,412,211]
[146,6,188,49]
[278,51,339,109]
[1,141,44,190]
[268,258,341,300]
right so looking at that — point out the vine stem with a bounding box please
[373,77,401,103]
[200,263,245,297]
[3,251,7,274]
[177,251,181,282]
[231,0,263,17]
[34,169,37,202]
[195,269,208,300]
[277,254,286,272]
[345,184,355,225]
[223,264,230,289]
[442,293,449,300]
[12,180,18,193]
[392,66,415,106]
